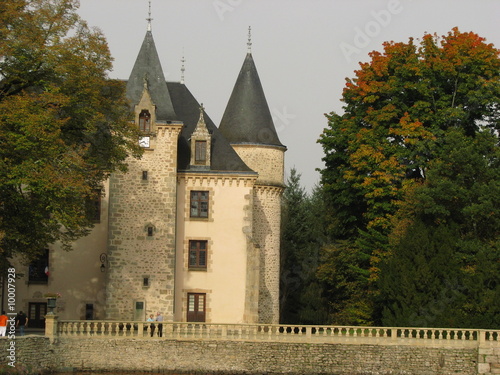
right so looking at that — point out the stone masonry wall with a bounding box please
[234,145,285,187]
[0,336,486,375]
[0,336,53,374]
[253,186,282,324]
[106,124,182,321]
[232,144,285,324]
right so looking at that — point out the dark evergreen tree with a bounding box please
[378,221,465,327]
[380,129,500,328]
[280,170,328,324]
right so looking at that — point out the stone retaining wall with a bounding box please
[0,336,486,374]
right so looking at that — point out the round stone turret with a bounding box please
[219,50,286,323]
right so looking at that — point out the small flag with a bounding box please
[45,266,49,276]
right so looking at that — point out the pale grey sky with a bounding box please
[78,0,500,191]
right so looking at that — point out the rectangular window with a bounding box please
[139,110,151,132]
[189,240,207,269]
[85,304,94,320]
[190,191,209,218]
[86,189,101,222]
[134,301,145,321]
[187,293,206,322]
[195,140,207,164]
[28,249,49,284]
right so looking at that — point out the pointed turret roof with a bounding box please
[126,30,178,121]
[219,53,283,147]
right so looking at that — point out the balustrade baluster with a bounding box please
[221,324,227,339]
[51,320,499,352]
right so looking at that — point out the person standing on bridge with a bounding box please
[0,311,8,336]
[15,311,28,336]
[156,312,163,337]
[147,314,156,337]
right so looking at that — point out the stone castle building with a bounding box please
[11,21,285,326]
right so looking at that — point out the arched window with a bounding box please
[139,110,151,132]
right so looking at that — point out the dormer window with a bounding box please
[139,110,151,132]
[195,141,207,164]
[190,105,211,167]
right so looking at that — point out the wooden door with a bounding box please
[28,302,47,328]
[187,293,206,322]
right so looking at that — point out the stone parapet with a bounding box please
[0,322,497,374]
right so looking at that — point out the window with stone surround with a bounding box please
[194,140,207,164]
[188,240,207,270]
[139,109,151,132]
[187,293,206,322]
[85,189,101,222]
[28,249,49,284]
[190,191,209,218]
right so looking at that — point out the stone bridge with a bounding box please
[0,315,498,374]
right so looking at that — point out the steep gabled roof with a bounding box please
[126,31,178,122]
[168,82,255,173]
[219,53,283,147]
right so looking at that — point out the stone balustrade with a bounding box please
[53,319,499,349]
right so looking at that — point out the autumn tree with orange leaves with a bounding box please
[0,0,141,263]
[318,28,500,326]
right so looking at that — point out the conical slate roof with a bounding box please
[219,53,283,147]
[126,31,178,121]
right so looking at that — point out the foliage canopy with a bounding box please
[0,0,141,261]
[317,28,500,327]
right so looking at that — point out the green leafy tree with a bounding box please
[0,0,141,261]
[318,28,500,324]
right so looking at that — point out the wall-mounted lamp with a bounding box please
[100,253,108,272]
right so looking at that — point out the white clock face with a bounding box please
[139,136,150,148]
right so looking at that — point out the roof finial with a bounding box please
[247,26,252,53]
[198,103,206,124]
[146,1,153,31]
[180,53,186,84]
